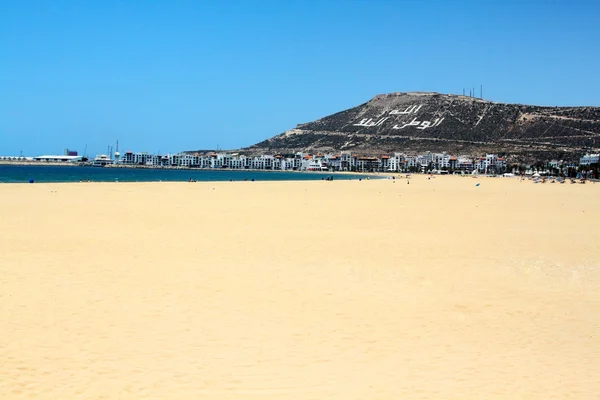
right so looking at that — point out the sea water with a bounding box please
[0,165,369,183]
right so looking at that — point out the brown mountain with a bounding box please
[243,92,600,163]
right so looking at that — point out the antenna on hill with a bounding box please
[480,85,483,99]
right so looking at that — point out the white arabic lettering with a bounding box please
[393,118,420,129]
[392,117,444,130]
[389,104,423,115]
[353,117,389,127]
[417,121,432,130]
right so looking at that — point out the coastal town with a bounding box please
[1,149,599,177]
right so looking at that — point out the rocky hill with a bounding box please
[243,92,600,163]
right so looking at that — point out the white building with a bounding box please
[475,154,506,173]
[92,154,113,166]
[405,156,418,169]
[108,149,509,174]
[387,153,406,172]
[33,155,83,162]
[418,152,435,168]
[548,160,562,168]
[338,151,358,171]
[457,157,474,171]
[434,153,452,169]
[580,153,600,166]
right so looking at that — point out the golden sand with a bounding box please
[1,176,599,399]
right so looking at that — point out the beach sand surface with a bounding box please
[1,176,599,399]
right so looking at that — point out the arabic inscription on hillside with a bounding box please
[352,104,443,131]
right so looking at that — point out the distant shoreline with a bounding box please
[0,161,78,167]
[0,164,380,184]
[0,161,378,175]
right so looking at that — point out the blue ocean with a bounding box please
[0,165,367,183]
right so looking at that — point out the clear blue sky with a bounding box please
[1,0,599,156]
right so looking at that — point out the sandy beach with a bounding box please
[1,175,599,399]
